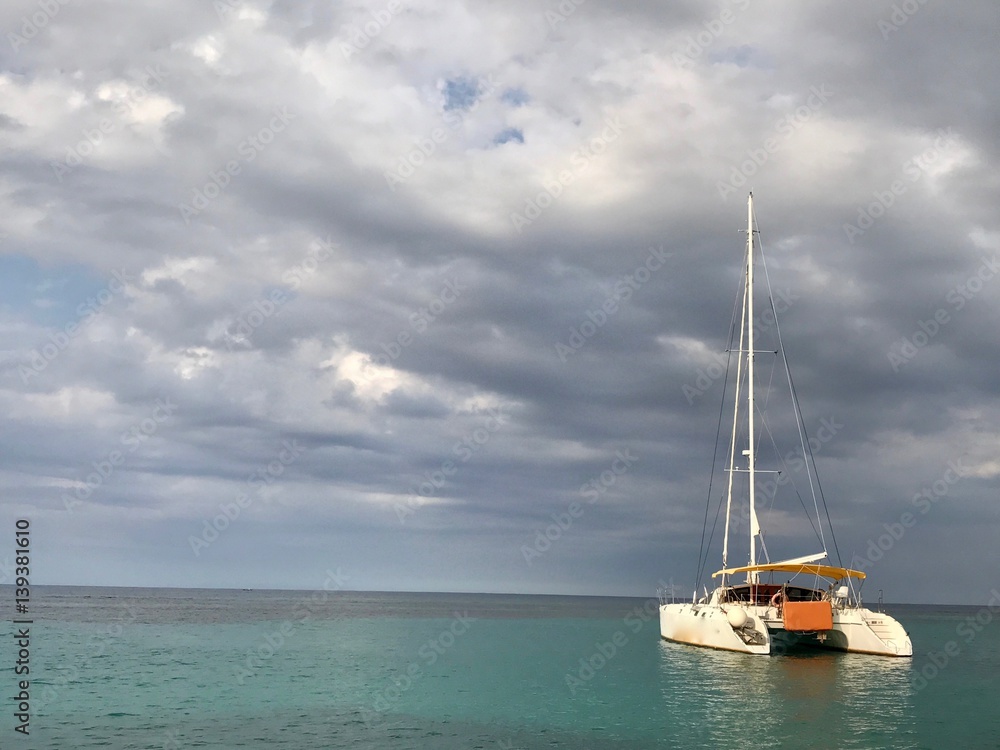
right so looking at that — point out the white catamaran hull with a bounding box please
[660,602,912,657]
[660,602,771,655]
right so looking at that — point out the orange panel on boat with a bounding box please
[782,601,833,631]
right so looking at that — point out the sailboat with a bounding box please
[659,194,912,657]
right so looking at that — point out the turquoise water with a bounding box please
[1,588,998,748]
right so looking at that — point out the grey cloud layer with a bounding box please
[0,0,997,601]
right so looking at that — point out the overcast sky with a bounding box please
[1,0,997,603]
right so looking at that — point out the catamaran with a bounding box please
[659,194,912,657]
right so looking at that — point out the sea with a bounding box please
[1,586,998,749]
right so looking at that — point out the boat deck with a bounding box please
[720,583,825,605]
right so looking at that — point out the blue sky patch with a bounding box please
[493,128,524,145]
[0,254,123,328]
[442,76,481,111]
[501,87,530,107]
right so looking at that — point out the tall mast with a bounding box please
[721,253,749,585]
[746,193,757,584]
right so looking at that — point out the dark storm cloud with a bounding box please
[0,0,996,602]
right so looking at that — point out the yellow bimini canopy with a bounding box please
[712,563,866,581]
